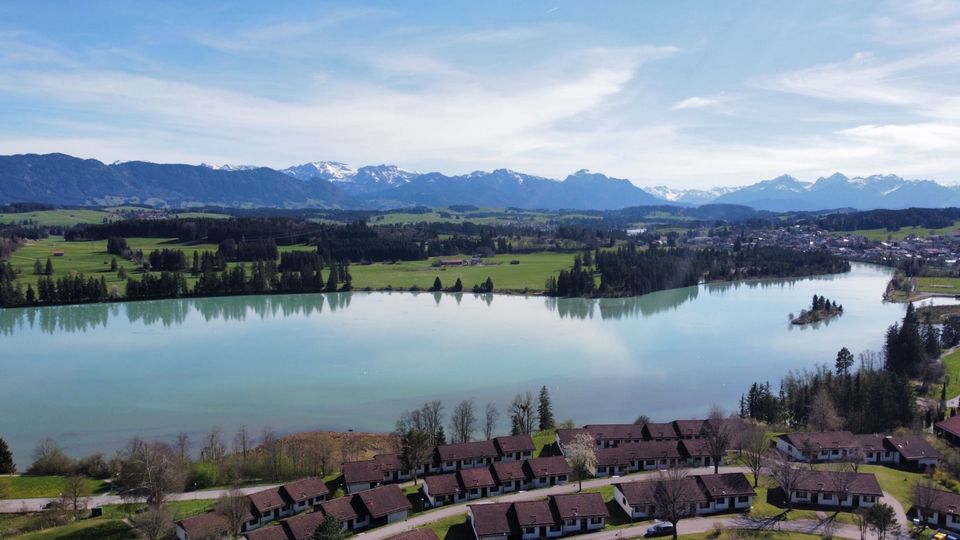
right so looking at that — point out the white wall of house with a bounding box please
[175,525,187,540]
[386,510,408,524]
[347,482,375,494]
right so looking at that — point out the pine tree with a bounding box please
[44,258,53,275]
[325,264,339,292]
[25,285,35,304]
[484,277,494,293]
[0,437,14,474]
[835,347,854,375]
[313,514,346,540]
[434,425,447,446]
[431,277,442,292]
[33,258,42,275]
[538,386,555,430]
[452,278,463,292]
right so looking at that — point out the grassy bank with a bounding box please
[0,476,110,499]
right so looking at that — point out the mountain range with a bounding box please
[1,153,959,212]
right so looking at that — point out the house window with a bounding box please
[549,525,560,532]
[525,527,536,534]
[590,517,603,524]
[863,496,875,503]
[737,496,749,503]
[699,502,710,509]
[566,519,577,526]
[822,494,833,500]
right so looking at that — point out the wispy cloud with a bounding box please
[670,95,730,111]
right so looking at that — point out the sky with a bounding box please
[2,0,960,188]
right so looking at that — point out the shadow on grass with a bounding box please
[604,499,633,527]
[54,520,132,540]
[538,443,562,458]
[442,521,474,540]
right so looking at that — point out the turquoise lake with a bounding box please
[0,263,942,464]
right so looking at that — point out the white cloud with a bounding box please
[670,95,728,111]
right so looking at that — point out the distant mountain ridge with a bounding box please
[1,153,959,211]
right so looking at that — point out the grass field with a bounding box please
[423,513,474,540]
[533,429,560,457]
[0,476,109,499]
[856,464,925,507]
[680,532,825,540]
[0,210,113,227]
[846,221,960,241]
[350,252,575,293]
[13,518,132,540]
[942,349,960,400]
[915,276,960,295]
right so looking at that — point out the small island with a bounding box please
[792,294,843,325]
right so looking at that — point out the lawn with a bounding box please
[0,476,109,499]
[943,348,960,400]
[422,513,474,540]
[845,221,960,242]
[13,518,133,540]
[0,210,113,227]
[856,464,925,507]
[915,276,960,295]
[349,252,575,293]
[533,429,560,457]
[680,532,825,540]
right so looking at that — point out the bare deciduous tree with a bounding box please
[509,392,537,435]
[61,475,90,518]
[565,433,597,491]
[175,432,190,464]
[704,406,731,474]
[809,386,843,431]
[261,427,285,481]
[740,424,769,487]
[913,478,944,526]
[234,426,251,465]
[394,410,435,485]
[653,467,695,540]
[450,400,477,444]
[118,439,185,506]
[484,403,499,440]
[421,400,445,440]
[202,426,226,463]
[131,504,174,540]
[217,485,249,538]
[768,453,805,510]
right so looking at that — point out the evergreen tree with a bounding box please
[484,276,494,293]
[24,285,35,304]
[44,258,53,275]
[434,425,447,446]
[325,264,339,292]
[430,277,442,292]
[313,514,346,540]
[538,385,555,430]
[0,437,14,474]
[452,278,463,292]
[835,347,855,375]
[33,258,42,275]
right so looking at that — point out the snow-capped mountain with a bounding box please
[281,161,357,182]
[644,185,738,205]
[200,163,259,172]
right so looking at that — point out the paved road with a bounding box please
[0,483,280,513]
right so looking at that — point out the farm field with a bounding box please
[0,210,113,227]
[846,221,960,241]
[915,276,960,295]
[0,476,109,499]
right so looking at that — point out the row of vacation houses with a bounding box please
[774,430,939,468]
[176,480,412,540]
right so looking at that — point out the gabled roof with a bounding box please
[778,431,859,451]
[281,477,330,503]
[281,511,327,540]
[525,456,572,477]
[386,529,441,540]
[374,453,403,471]
[178,512,230,539]
[697,473,755,499]
[493,434,535,455]
[459,467,497,489]
[642,422,680,440]
[319,495,365,522]
[552,492,609,519]
[793,470,883,496]
[513,500,557,527]
[469,502,515,537]
[585,424,645,441]
[915,486,960,516]
[343,459,388,485]
[358,484,412,519]
[424,473,461,496]
[597,441,681,465]
[885,435,939,460]
[853,433,887,453]
[245,524,291,540]
[249,487,287,514]
[436,440,498,462]
[556,428,590,447]
[493,460,528,483]
[672,419,707,438]
[679,439,713,459]
[936,416,960,438]
[614,476,707,505]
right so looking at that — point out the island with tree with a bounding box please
[791,294,843,325]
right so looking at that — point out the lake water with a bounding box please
[0,263,946,464]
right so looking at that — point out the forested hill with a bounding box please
[547,245,850,297]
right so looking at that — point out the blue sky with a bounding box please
[2,1,960,188]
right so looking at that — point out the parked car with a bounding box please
[645,522,675,537]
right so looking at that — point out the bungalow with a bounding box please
[279,511,327,540]
[775,431,860,462]
[596,441,683,476]
[552,493,608,534]
[435,440,500,472]
[357,483,413,526]
[343,454,403,493]
[935,416,960,447]
[613,473,754,521]
[247,487,294,531]
[493,435,535,461]
[423,473,464,508]
[524,456,571,488]
[911,486,960,533]
[176,512,230,540]
[679,439,720,468]
[697,473,756,513]
[555,428,590,453]
[245,525,290,540]
[787,470,882,509]
[468,502,514,540]
[386,530,441,540]
[886,435,939,469]
[492,460,529,493]
[672,420,707,439]
[468,493,608,540]
[460,467,500,500]
[280,477,330,513]
[853,434,896,464]
[318,495,371,532]
[583,424,646,447]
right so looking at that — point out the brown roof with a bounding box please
[597,441,680,465]
[424,473,461,496]
[936,416,960,438]
[436,440,498,462]
[885,435,939,460]
[494,435,535,454]
[493,460,528,483]
[386,529,441,540]
[556,428,590,447]
[375,453,403,470]
[513,500,557,527]
[282,477,330,503]
[793,470,883,496]
[915,487,960,516]
[672,420,707,438]
[853,434,887,453]
[343,459,389,485]
[469,502,515,537]
[525,456,572,477]
[643,422,680,440]
[679,439,712,458]
[249,487,287,514]
[282,511,327,540]
[614,476,708,506]
[178,512,230,538]
[319,495,364,522]
[585,423,645,441]
[459,467,497,489]
[358,484,412,519]
[552,492,609,519]
[245,525,291,540]
[779,431,859,451]
[697,473,755,499]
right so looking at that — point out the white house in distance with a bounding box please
[776,431,939,469]
[613,473,755,520]
[912,486,960,533]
